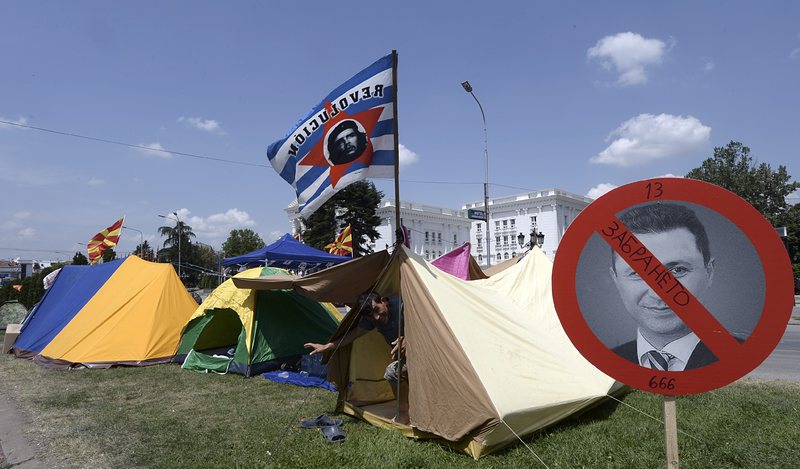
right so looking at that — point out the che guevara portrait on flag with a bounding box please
[325,119,369,166]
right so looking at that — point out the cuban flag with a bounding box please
[267,53,395,217]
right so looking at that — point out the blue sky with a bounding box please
[1,1,798,261]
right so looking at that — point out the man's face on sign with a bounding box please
[610,227,714,345]
[334,128,359,160]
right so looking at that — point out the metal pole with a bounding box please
[122,225,144,259]
[461,81,491,266]
[173,212,181,279]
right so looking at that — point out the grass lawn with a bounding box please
[1,344,799,468]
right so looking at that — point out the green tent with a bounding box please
[174,267,342,376]
[0,301,27,331]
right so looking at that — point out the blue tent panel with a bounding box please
[222,234,348,269]
[13,259,124,355]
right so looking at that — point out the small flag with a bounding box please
[401,224,411,248]
[325,225,353,256]
[87,217,124,265]
[12,284,22,292]
[293,233,301,242]
[267,53,396,217]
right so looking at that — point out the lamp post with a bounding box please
[531,221,545,249]
[461,80,491,267]
[122,225,144,259]
[158,212,181,279]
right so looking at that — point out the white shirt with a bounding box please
[636,330,700,372]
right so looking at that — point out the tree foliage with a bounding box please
[101,248,116,263]
[0,264,63,309]
[300,181,383,257]
[158,220,196,284]
[222,229,266,257]
[133,240,155,261]
[686,140,800,266]
[686,141,799,224]
[72,252,89,265]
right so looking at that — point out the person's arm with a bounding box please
[304,326,371,355]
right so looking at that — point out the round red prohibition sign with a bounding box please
[553,178,794,395]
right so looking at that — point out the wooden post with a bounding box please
[663,395,679,468]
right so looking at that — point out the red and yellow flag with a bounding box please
[87,217,124,264]
[325,225,353,256]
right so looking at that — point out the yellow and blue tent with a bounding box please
[174,266,342,376]
[12,256,197,368]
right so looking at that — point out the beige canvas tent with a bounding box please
[234,246,623,458]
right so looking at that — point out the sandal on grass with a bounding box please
[299,414,343,429]
[320,424,346,443]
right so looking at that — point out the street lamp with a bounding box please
[122,225,144,259]
[158,212,181,279]
[531,221,545,249]
[461,80,491,267]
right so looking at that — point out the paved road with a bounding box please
[744,323,800,382]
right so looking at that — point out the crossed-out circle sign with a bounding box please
[553,178,794,395]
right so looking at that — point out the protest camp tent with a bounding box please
[221,233,348,271]
[430,242,487,280]
[12,256,197,368]
[233,246,623,459]
[175,266,342,376]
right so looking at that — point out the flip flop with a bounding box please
[320,424,346,443]
[299,414,343,429]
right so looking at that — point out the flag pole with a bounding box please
[392,50,401,242]
[391,49,406,425]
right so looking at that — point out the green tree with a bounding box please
[102,248,117,263]
[686,141,799,225]
[133,240,155,261]
[158,220,196,281]
[776,203,800,264]
[301,181,383,257]
[72,252,89,265]
[222,229,266,257]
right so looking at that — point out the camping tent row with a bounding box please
[233,245,623,459]
[11,256,342,376]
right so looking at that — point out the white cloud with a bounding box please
[587,32,668,86]
[398,144,419,167]
[787,189,800,206]
[165,208,257,241]
[790,48,800,60]
[1,220,21,230]
[178,116,224,133]
[137,142,172,158]
[0,116,28,129]
[590,113,711,167]
[17,227,35,238]
[14,211,31,219]
[586,183,618,199]
[87,177,105,186]
[267,231,284,243]
[701,57,715,72]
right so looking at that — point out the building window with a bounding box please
[425,231,429,242]
[510,219,515,228]
[531,215,537,224]
[438,251,442,257]
[437,233,442,243]
[495,221,500,229]
[425,250,430,259]
[496,253,502,261]
[495,236,500,245]
[477,224,482,233]
[453,233,457,244]
[504,252,509,259]
[478,255,483,262]
[512,251,517,258]
[477,238,482,246]
[502,220,507,227]
[503,235,508,245]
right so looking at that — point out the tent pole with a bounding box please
[391,49,405,424]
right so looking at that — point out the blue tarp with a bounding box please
[221,234,348,270]
[13,259,123,354]
[262,370,337,392]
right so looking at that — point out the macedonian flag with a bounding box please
[325,225,353,256]
[87,217,124,264]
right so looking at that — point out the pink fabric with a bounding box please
[431,243,472,280]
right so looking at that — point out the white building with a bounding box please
[286,198,472,262]
[463,188,593,266]
[285,188,592,267]
[371,199,472,261]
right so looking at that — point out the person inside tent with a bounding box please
[304,291,408,424]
